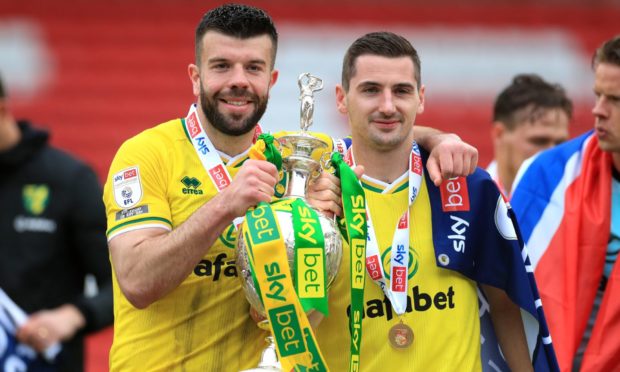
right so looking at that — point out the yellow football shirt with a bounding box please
[103,119,337,371]
[316,173,481,371]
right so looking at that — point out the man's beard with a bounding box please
[199,84,268,136]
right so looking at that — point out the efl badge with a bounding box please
[113,167,142,209]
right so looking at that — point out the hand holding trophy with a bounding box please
[236,73,342,371]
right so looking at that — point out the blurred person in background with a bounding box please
[0,74,113,371]
[511,35,620,371]
[488,73,572,197]
[102,4,478,371]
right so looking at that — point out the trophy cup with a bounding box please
[236,73,342,371]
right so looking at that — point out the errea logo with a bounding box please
[181,176,203,195]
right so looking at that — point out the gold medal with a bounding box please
[389,321,413,349]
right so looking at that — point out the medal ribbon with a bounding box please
[183,104,263,192]
[346,142,422,316]
[291,199,328,315]
[244,202,328,371]
[330,152,367,372]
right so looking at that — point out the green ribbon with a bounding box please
[257,133,282,171]
[330,152,367,372]
[256,133,286,197]
[292,198,328,315]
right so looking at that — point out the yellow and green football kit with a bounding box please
[316,173,482,371]
[103,118,336,371]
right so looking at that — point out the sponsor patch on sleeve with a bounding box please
[115,205,149,221]
[113,166,143,209]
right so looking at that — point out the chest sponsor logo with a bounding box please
[440,177,470,212]
[113,167,142,208]
[22,184,49,215]
[181,176,203,195]
[193,253,237,280]
[115,205,149,221]
[346,285,456,321]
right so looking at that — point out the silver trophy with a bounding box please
[236,73,342,371]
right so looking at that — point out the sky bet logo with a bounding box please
[187,112,201,138]
[181,176,203,195]
[347,285,456,321]
[381,245,419,280]
[440,177,470,212]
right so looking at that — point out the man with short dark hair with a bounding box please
[489,73,572,196]
[103,4,479,371]
[315,31,557,371]
[511,34,620,371]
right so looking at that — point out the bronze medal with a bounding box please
[389,322,413,349]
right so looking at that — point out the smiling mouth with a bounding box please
[221,99,252,106]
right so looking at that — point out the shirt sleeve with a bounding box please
[103,130,173,240]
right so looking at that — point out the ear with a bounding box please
[417,84,426,114]
[491,122,505,144]
[335,84,348,114]
[188,64,200,97]
[269,69,279,88]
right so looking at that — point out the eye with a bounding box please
[212,63,229,71]
[247,64,262,72]
[362,86,379,94]
[395,87,413,95]
[528,138,550,147]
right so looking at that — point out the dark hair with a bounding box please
[195,4,278,67]
[592,34,620,68]
[493,73,573,130]
[341,31,421,91]
[0,74,4,99]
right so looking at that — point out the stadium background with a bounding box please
[1,0,618,370]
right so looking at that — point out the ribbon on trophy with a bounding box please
[249,133,283,171]
[244,202,328,371]
[291,199,328,315]
[249,134,329,316]
[249,133,287,198]
[330,152,367,372]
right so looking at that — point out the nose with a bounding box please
[229,64,250,89]
[378,90,396,116]
[592,95,608,119]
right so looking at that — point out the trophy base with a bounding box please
[240,336,282,372]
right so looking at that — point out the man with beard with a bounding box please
[103,4,478,371]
